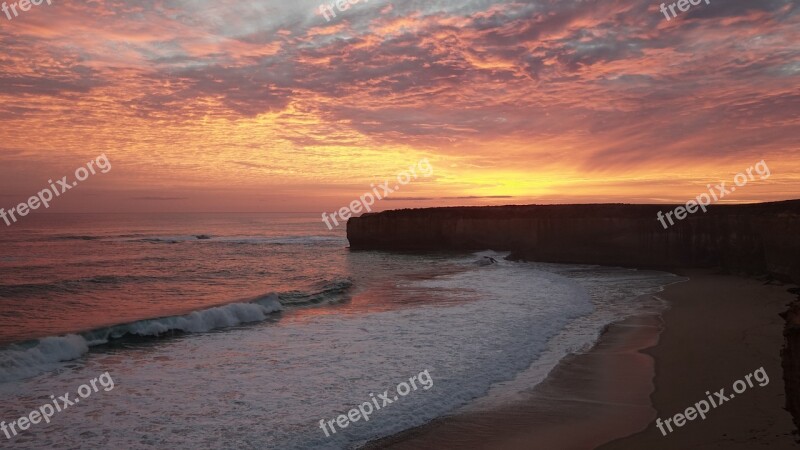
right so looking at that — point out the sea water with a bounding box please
[0,213,678,449]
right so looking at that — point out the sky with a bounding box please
[0,0,798,213]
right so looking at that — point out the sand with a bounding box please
[601,271,796,449]
[367,270,797,449]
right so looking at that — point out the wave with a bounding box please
[81,294,284,347]
[0,335,89,383]
[0,271,353,298]
[0,279,353,384]
[277,278,354,307]
[51,235,102,241]
[0,275,167,297]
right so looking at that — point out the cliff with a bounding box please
[347,201,800,282]
[347,200,800,429]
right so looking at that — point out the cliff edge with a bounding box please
[348,201,800,280]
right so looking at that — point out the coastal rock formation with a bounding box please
[347,200,800,430]
[348,201,800,281]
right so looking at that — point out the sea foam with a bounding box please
[0,294,286,383]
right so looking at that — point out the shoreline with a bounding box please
[366,270,797,449]
[601,270,796,449]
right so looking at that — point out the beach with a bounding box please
[5,217,672,449]
[3,0,798,447]
[368,270,798,449]
[602,270,797,449]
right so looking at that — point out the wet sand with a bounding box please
[367,270,797,449]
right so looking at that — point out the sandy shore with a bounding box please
[601,271,796,449]
[367,270,797,449]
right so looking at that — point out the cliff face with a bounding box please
[347,201,800,281]
[347,200,800,428]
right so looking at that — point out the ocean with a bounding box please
[0,213,679,449]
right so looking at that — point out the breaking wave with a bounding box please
[0,279,352,384]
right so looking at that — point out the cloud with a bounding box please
[0,0,797,211]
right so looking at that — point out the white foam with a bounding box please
[0,257,679,449]
[0,334,89,383]
[113,298,282,337]
[0,295,284,383]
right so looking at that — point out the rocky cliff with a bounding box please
[348,201,800,281]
